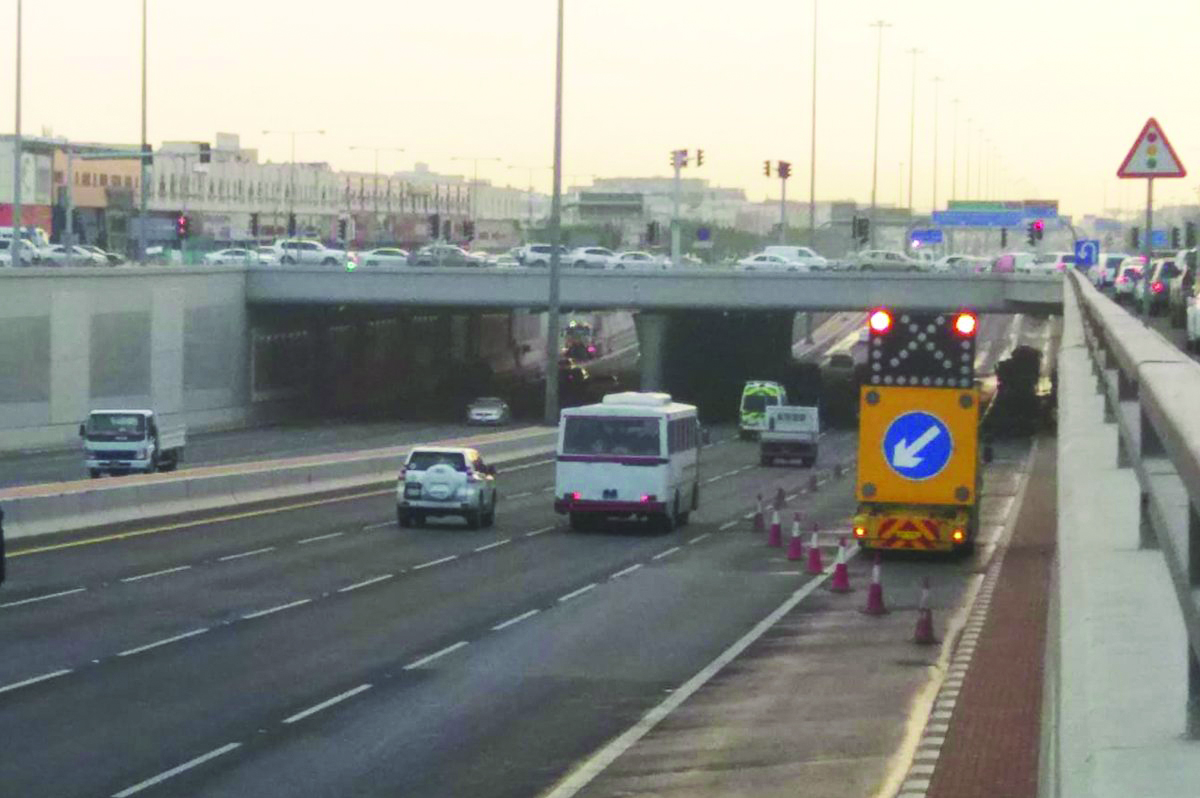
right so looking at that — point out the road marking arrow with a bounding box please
[891,425,941,469]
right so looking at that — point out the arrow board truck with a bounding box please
[80,409,186,478]
[759,405,819,467]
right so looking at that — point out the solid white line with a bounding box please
[297,532,344,545]
[720,520,741,531]
[413,554,458,571]
[491,609,540,631]
[737,465,754,472]
[0,668,73,696]
[282,684,373,724]
[241,599,312,620]
[651,546,681,561]
[218,546,276,562]
[362,520,393,531]
[785,493,798,501]
[687,533,710,545]
[498,458,555,473]
[337,574,395,593]
[703,476,722,485]
[117,628,208,657]
[526,526,554,538]
[541,485,556,493]
[540,554,842,798]
[120,565,192,583]
[722,469,741,479]
[558,583,597,603]
[111,742,242,797]
[474,538,512,553]
[507,491,534,499]
[403,641,470,670]
[609,563,643,580]
[0,587,87,608]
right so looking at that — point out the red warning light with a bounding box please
[954,312,978,337]
[1033,219,1045,231]
[868,309,892,334]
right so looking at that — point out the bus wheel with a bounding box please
[569,512,593,532]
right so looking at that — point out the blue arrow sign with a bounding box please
[882,411,954,481]
[1074,239,1100,267]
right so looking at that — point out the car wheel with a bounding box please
[465,507,482,530]
[397,507,412,528]
[860,265,873,272]
[574,260,587,268]
[280,256,296,265]
[322,258,338,266]
[89,469,101,479]
[658,495,679,533]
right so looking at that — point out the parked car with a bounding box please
[255,246,280,266]
[1139,257,1179,316]
[734,253,809,272]
[517,243,569,266]
[0,238,41,266]
[853,249,923,272]
[395,447,497,529]
[203,248,259,265]
[567,246,616,269]
[762,245,828,270]
[466,397,511,425]
[273,238,346,266]
[1029,252,1075,274]
[353,247,409,267]
[40,244,106,266]
[1112,257,1144,303]
[990,252,1036,273]
[609,251,669,270]
[81,245,124,265]
[409,243,474,267]
[930,254,977,273]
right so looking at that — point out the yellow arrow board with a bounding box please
[857,385,979,506]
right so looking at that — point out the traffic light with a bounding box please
[646,221,660,244]
[1130,226,1140,249]
[763,160,771,177]
[337,218,348,240]
[1171,226,1181,248]
[175,214,190,240]
[464,220,476,239]
[1026,222,1036,246]
[1187,221,1197,248]
[287,213,297,236]
[198,142,211,164]
[1001,227,1008,247]
[670,149,688,169]
[696,149,704,167]
[777,161,792,179]
[249,212,259,237]
[428,213,440,239]
[1033,219,1045,242]
[852,216,870,245]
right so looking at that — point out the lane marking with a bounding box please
[719,520,740,531]
[0,668,73,696]
[217,546,275,562]
[526,526,554,538]
[337,574,395,593]
[541,556,839,798]
[0,587,87,609]
[490,609,540,631]
[241,599,312,620]
[722,469,741,479]
[361,520,393,531]
[558,583,597,603]
[498,458,555,473]
[507,491,533,499]
[541,485,556,493]
[702,476,722,485]
[651,546,681,561]
[120,565,192,583]
[687,533,710,545]
[111,742,242,797]
[609,563,643,580]
[10,488,394,558]
[403,641,470,670]
[412,554,458,571]
[474,538,511,553]
[117,627,209,657]
[282,684,373,725]
[297,532,344,545]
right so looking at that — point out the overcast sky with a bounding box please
[4,0,1200,217]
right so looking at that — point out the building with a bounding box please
[0,136,56,237]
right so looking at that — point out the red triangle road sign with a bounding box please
[1118,117,1186,178]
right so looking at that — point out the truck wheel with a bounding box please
[569,511,593,532]
[89,469,100,479]
[483,496,497,527]
[397,507,412,528]
[465,508,482,530]
[659,496,679,533]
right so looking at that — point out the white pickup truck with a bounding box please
[79,409,186,478]
[759,405,819,467]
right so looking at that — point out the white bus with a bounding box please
[554,392,701,531]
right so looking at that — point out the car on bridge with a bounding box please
[352,247,409,267]
[396,447,497,529]
[1138,257,1178,316]
[1028,252,1075,274]
[81,245,124,265]
[203,248,259,266]
[517,243,569,267]
[852,249,923,272]
[40,244,108,267]
[255,246,280,266]
[989,252,1035,273]
[568,246,616,269]
[273,239,347,266]
[1112,257,1143,302]
[931,254,982,273]
[1167,248,1197,327]
[762,245,828,270]
[409,244,475,267]
[609,251,669,270]
[1090,252,1129,287]
[734,252,809,272]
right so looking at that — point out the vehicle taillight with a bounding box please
[951,528,966,543]
[641,494,657,503]
[570,491,581,501]
[853,526,866,538]
[1152,281,1165,294]
[1116,276,1127,285]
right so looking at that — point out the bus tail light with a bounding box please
[567,491,580,501]
[641,494,657,503]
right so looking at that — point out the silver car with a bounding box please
[396,447,498,529]
[853,249,924,272]
[466,397,511,425]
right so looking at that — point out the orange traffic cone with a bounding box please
[752,494,765,532]
[773,486,787,510]
[862,553,888,615]
[828,539,852,593]
[914,576,938,645]
[767,509,782,547]
[805,524,824,575]
[786,513,805,561]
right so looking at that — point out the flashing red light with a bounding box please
[571,492,581,500]
[1152,281,1165,294]
[587,345,596,353]
[1033,219,1045,231]
[954,312,978,337]
[868,309,892,334]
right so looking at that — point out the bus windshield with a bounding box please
[562,417,661,456]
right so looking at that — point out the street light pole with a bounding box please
[543,0,565,427]
[262,129,324,236]
[868,20,890,250]
[964,117,972,201]
[905,47,921,212]
[11,0,22,266]
[951,98,958,202]
[138,0,147,262]
[931,76,940,214]
[808,0,817,246]
[451,156,502,228]
[350,145,405,244]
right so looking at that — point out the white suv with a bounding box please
[518,243,568,266]
[568,246,615,269]
[274,238,347,266]
[763,245,829,270]
[396,447,497,529]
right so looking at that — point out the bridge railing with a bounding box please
[1069,270,1200,737]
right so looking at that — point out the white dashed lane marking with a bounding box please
[651,546,681,561]
[609,563,643,580]
[0,587,87,608]
[337,574,395,593]
[412,555,458,571]
[117,628,208,658]
[297,532,344,545]
[120,565,192,583]
[111,742,243,797]
[403,641,469,670]
[558,583,597,603]
[241,599,312,620]
[474,539,511,553]
[217,547,275,562]
[0,668,73,696]
[490,609,540,631]
[282,684,373,724]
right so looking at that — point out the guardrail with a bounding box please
[1069,270,1200,737]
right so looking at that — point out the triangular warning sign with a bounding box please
[1118,118,1186,178]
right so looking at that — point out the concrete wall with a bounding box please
[0,267,250,451]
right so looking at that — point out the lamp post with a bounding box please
[931,76,940,214]
[544,0,565,426]
[951,98,959,202]
[350,145,404,244]
[11,0,22,266]
[867,19,890,249]
[808,0,818,246]
[905,47,922,212]
[137,0,148,262]
[262,129,324,235]
[964,117,972,201]
[451,156,502,227]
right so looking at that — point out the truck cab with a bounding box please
[79,409,185,478]
[738,381,787,440]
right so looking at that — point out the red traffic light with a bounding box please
[1033,219,1045,231]
[953,311,978,337]
[868,309,892,334]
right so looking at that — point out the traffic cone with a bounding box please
[773,486,787,510]
[786,513,805,561]
[862,553,888,615]
[828,539,852,592]
[752,494,765,532]
[914,576,938,645]
[805,524,824,574]
[767,509,782,547]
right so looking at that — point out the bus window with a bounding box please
[563,417,661,457]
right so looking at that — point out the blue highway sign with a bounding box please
[882,411,954,481]
[1074,239,1100,267]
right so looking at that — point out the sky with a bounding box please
[4,0,1200,219]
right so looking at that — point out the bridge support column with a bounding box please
[634,312,670,392]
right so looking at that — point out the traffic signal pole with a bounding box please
[779,171,787,244]
[542,0,565,427]
[671,152,682,268]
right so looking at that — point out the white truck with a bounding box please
[759,405,819,468]
[79,409,186,478]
